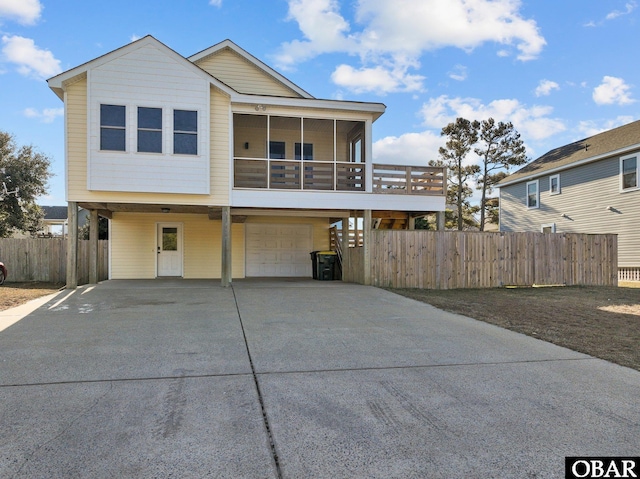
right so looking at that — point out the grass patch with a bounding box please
[0,282,64,311]
[389,286,640,372]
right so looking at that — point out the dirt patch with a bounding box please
[389,285,640,372]
[0,282,64,311]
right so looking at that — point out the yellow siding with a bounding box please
[195,49,300,98]
[244,216,330,251]
[210,87,230,201]
[111,213,245,279]
[65,81,231,205]
[66,78,88,202]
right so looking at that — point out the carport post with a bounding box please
[342,216,350,280]
[89,209,99,284]
[66,202,78,289]
[221,206,232,287]
[436,211,445,231]
[363,209,372,285]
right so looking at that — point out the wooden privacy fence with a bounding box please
[0,238,108,284]
[344,231,617,289]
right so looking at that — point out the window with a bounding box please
[549,174,560,195]
[100,104,126,151]
[295,143,313,160]
[541,223,556,234]
[138,107,162,153]
[526,180,539,208]
[269,141,286,159]
[173,110,197,155]
[621,155,638,190]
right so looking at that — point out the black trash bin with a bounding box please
[313,251,337,281]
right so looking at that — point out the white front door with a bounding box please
[157,224,183,277]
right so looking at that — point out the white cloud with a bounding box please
[535,79,559,97]
[585,1,637,26]
[373,130,443,165]
[577,116,635,136]
[1,35,61,79]
[448,65,467,82]
[23,107,64,123]
[276,0,546,94]
[605,1,637,20]
[0,0,42,25]
[592,76,635,105]
[419,94,566,141]
[331,63,424,94]
[209,0,223,6]
[130,34,142,42]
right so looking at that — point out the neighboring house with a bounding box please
[39,206,89,237]
[47,36,445,284]
[498,119,640,280]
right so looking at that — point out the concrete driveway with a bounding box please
[1,279,638,478]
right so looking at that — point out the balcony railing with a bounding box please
[233,158,445,196]
[372,164,446,196]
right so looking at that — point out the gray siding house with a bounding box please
[498,119,640,280]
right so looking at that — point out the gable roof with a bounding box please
[48,35,237,100]
[498,119,640,187]
[47,36,385,120]
[188,39,313,99]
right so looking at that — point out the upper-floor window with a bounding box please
[621,155,638,190]
[173,110,197,155]
[269,141,286,159]
[138,107,162,153]
[295,143,313,161]
[100,104,126,151]
[549,174,560,195]
[526,180,539,208]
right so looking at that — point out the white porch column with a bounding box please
[66,202,78,289]
[221,206,232,287]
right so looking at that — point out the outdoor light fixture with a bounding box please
[161,208,170,213]
[244,142,249,149]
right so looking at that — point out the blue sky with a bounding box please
[0,0,638,205]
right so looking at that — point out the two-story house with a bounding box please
[498,119,640,281]
[48,36,446,286]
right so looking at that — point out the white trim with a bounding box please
[620,153,639,192]
[549,174,561,195]
[526,180,539,209]
[541,223,556,233]
[498,144,640,188]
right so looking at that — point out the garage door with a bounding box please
[245,224,313,277]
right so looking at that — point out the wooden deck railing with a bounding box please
[234,158,444,195]
[372,164,446,196]
[234,158,366,191]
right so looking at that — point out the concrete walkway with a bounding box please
[1,279,638,478]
